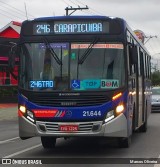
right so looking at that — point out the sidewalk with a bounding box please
[0,103,18,120]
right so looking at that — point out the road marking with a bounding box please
[3,144,41,158]
[0,137,19,144]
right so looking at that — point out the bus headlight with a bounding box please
[104,110,115,123]
[26,110,35,123]
[19,105,26,114]
[115,104,124,115]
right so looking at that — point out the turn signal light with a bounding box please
[112,92,122,100]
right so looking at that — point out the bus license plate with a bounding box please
[59,125,78,132]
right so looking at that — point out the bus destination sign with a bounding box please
[33,21,109,35]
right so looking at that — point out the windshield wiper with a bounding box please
[43,37,62,65]
[78,38,99,64]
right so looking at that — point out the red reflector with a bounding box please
[18,109,23,117]
[59,125,78,132]
[33,110,58,117]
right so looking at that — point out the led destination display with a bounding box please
[54,22,103,33]
[33,21,109,35]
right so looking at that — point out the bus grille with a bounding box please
[151,105,160,112]
[27,92,110,107]
[37,121,102,132]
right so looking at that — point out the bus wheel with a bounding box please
[41,136,56,149]
[139,116,147,132]
[132,105,136,132]
[118,136,131,148]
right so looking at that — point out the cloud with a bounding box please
[0,0,160,55]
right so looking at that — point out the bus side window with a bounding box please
[128,47,135,75]
[128,44,138,75]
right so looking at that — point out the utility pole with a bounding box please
[65,6,89,16]
[144,35,157,44]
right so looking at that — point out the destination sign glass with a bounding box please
[33,21,109,35]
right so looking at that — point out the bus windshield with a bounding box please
[19,42,125,91]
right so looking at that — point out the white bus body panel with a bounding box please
[19,113,128,138]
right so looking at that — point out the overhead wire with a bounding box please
[61,0,99,16]
[63,0,96,15]
[80,10,94,15]
[89,6,106,16]
[68,0,79,6]
[0,11,14,20]
[0,0,34,18]
[74,0,96,15]
[74,0,86,6]
[62,0,90,16]
[62,0,70,7]
[0,7,25,20]
[70,0,106,16]
[75,0,100,16]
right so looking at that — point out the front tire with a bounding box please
[41,136,56,149]
[139,119,147,132]
[118,136,131,148]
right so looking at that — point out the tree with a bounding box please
[151,71,160,86]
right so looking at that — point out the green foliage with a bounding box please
[151,71,160,86]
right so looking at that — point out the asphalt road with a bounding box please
[0,106,160,167]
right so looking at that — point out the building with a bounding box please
[0,21,21,102]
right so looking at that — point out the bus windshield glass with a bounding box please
[19,42,125,91]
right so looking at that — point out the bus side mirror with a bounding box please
[130,46,138,64]
[9,51,15,71]
[8,45,18,80]
[8,45,17,71]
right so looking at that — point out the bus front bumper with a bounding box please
[19,113,128,138]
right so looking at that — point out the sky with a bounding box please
[0,0,160,60]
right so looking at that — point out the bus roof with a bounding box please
[33,15,122,21]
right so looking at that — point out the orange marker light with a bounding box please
[112,92,122,100]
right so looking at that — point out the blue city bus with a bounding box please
[12,15,151,148]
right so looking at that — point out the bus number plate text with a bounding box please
[59,125,78,132]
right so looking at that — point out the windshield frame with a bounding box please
[18,40,126,92]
